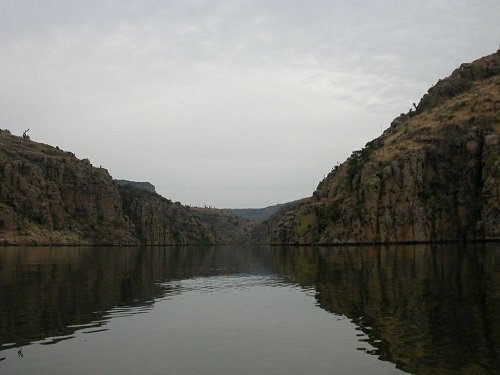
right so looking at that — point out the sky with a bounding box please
[1,1,499,208]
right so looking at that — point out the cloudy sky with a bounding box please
[1,1,499,208]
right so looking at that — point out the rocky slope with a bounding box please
[119,185,214,245]
[115,179,156,193]
[265,50,500,244]
[190,207,257,244]
[0,131,214,245]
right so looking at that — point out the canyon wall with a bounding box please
[0,132,214,245]
[265,50,500,244]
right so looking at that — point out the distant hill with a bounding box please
[262,49,500,245]
[225,203,295,222]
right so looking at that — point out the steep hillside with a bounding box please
[251,199,309,243]
[266,50,500,245]
[119,185,214,245]
[190,207,257,244]
[0,131,214,245]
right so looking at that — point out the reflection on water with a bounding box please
[0,246,267,348]
[0,244,499,374]
[271,244,500,374]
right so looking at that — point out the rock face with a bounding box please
[190,207,257,244]
[115,179,156,193]
[265,50,500,244]
[119,185,214,245]
[0,131,214,245]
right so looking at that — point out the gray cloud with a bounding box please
[1,0,499,207]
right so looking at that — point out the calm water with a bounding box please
[0,244,499,374]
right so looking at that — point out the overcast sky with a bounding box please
[1,1,499,208]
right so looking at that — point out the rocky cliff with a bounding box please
[190,207,257,244]
[115,179,156,193]
[119,185,214,245]
[265,50,500,244]
[0,131,214,245]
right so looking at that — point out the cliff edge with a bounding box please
[264,50,500,244]
[0,131,214,245]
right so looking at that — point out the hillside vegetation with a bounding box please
[0,132,215,245]
[262,49,500,244]
[1,50,498,245]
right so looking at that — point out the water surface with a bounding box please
[0,244,499,374]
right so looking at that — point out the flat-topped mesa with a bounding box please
[115,179,156,193]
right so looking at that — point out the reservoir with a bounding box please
[0,244,499,374]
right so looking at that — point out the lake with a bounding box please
[0,244,499,374]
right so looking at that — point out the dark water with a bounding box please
[0,244,499,374]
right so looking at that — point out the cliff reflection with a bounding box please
[0,246,265,349]
[269,244,500,374]
[0,244,499,374]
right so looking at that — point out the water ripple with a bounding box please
[159,274,296,297]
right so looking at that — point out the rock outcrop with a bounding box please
[190,207,257,244]
[0,131,214,245]
[264,50,500,244]
[115,179,156,193]
[119,185,214,245]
